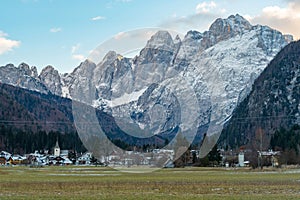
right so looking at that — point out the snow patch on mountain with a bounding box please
[108,88,148,107]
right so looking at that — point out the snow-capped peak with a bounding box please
[16,63,38,78]
[100,51,117,64]
[145,30,175,50]
[209,14,252,42]
[39,65,62,96]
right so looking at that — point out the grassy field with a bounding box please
[0,166,300,199]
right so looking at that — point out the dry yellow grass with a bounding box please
[0,166,300,199]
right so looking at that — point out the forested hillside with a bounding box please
[0,83,85,153]
[220,40,300,152]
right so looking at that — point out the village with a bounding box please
[0,139,282,169]
[0,140,177,167]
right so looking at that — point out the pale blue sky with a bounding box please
[0,0,298,73]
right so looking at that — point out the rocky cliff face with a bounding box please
[0,63,49,94]
[39,65,62,96]
[0,14,293,146]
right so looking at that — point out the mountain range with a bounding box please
[0,14,298,154]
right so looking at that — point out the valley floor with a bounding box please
[0,166,300,199]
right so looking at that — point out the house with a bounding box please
[108,151,120,163]
[48,155,64,165]
[11,155,27,165]
[164,159,175,168]
[0,156,6,165]
[62,156,72,165]
[60,150,69,157]
[0,151,12,165]
[77,152,93,165]
[36,156,49,166]
[27,151,49,166]
[258,150,281,168]
[0,151,11,160]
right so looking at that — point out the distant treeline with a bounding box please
[271,125,300,154]
[0,125,86,154]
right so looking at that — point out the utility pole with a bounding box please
[256,128,263,169]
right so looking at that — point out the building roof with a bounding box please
[54,140,60,149]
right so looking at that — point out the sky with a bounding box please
[0,0,299,73]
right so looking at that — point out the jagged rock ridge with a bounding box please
[0,14,293,146]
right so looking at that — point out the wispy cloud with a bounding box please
[160,1,226,33]
[196,1,217,14]
[71,43,85,61]
[50,27,62,33]
[91,16,106,21]
[71,43,80,54]
[72,54,85,61]
[248,1,300,39]
[0,31,8,37]
[0,31,21,55]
